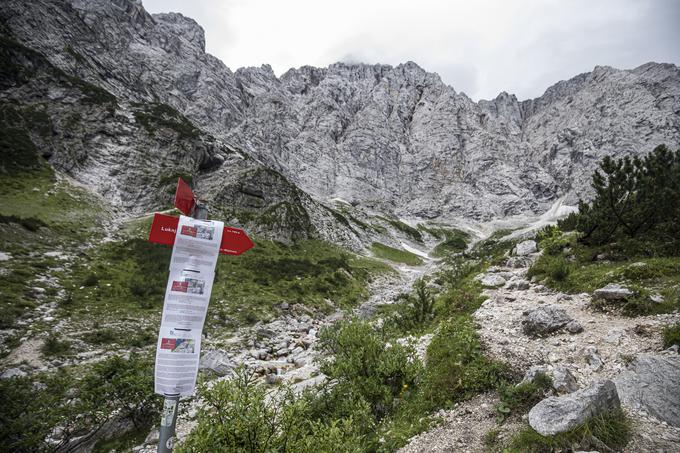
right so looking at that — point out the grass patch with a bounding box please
[133,102,199,139]
[421,317,507,408]
[507,408,631,452]
[378,216,423,243]
[496,373,552,422]
[663,323,680,349]
[430,228,471,257]
[529,247,680,316]
[371,242,423,266]
[63,236,390,333]
[41,334,72,357]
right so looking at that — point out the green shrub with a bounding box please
[78,354,160,429]
[429,228,471,257]
[317,319,423,419]
[0,370,71,452]
[0,354,158,452]
[388,278,436,332]
[662,323,680,349]
[82,328,117,345]
[180,368,370,452]
[379,217,423,243]
[560,145,680,254]
[41,334,72,357]
[421,318,505,407]
[82,272,99,287]
[133,103,199,139]
[527,254,572,285]
[535,226,575,256]
[507,408,631,452]
[0,214,47,232]
[496,373,552,422]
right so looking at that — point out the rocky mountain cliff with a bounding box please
[2,0,679,224]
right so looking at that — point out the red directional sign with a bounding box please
[174,177,195,216]
[148,213,255,255]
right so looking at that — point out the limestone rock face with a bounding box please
[3,0,679,223]
[528,380,621,436]
[614,354,680,427]
[0,32,364,249]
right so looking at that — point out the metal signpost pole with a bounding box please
[156,201,208,453]
[149,179,252,452]
[158,394,180,453]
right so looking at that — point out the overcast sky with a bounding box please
[143,0,679,101]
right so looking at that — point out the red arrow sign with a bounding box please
[148,213,255,255]
[174,177,195,216]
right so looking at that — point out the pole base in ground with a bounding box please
[157,395,180,453]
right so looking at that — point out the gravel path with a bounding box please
[399,253,680,452]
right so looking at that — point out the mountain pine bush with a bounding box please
[560,145,680,254]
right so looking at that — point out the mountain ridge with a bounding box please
[1,0,679,223]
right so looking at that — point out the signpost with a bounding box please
[149,178,254,453]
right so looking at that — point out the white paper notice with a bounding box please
[155,215,224,396]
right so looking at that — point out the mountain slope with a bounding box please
[2,0,679,223]
[0,30,364,249]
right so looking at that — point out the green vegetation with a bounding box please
[180,368,371,453]
[529,146,680,316]
[61,237,389,335]
[159,172,194,193]
[506,409,631,453]
[0,354,159,453]
[421,317,506,408]
[41,334,72,357]
[560,144,680,254]
[388,279,436,331]
[133,102,200,139]
[429,228,470,257]
[0,129,106,329]
[662,323,680,349]
[378,216,423,242]
[371,242,423,266]
[495,373,552,422]
[183,229,516,452]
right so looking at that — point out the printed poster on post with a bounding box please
[154,215,224,396]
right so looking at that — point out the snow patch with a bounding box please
[330,197,351,206]
[400,242,430,260]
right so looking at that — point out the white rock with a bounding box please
[515,240,538,256]
[480,274,507,288]
[593,284,633,300]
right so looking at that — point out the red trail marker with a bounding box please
[174,177,196,216]
[148,213,254,255]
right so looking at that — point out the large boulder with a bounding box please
[529,380,621,436]
[199,350,233,376]
[515,240,538,256]
[522,306,577,337]
[614,354,680,427]
[593,284,633,301]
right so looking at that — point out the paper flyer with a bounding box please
[154,215,224,396]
